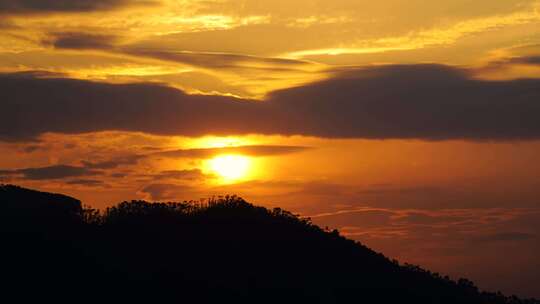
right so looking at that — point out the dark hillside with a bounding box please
[0,184,537,303]
[0,184,81,216]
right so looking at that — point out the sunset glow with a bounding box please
[208,154,251,182]
[2,0,540,299]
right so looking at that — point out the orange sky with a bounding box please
[1,0,540,298]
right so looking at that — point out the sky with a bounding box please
[1,0,540,298]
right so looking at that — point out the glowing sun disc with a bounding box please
[209,155,250,180]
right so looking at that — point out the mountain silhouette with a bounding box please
[0,184,537,303]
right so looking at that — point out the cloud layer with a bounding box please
[45,32,119,50]
[155,145,311,159]
[0,164,99,180]
[2,64,540,141]
[0,0,136,14]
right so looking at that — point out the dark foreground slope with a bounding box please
[0,184,537,303]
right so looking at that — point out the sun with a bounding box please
[209,154,251,181]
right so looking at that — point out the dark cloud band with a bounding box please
[0,0,149,14]
[44,32,119,50]
[0,165,99,180]
[1,64,540,141]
